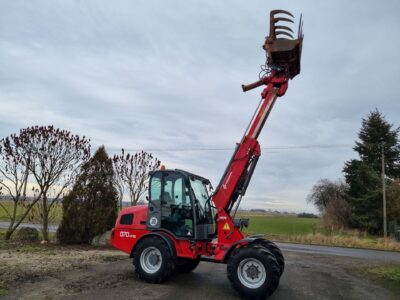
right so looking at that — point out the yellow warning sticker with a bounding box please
[223,223,231,231]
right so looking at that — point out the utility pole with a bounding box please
[381,144,387,238]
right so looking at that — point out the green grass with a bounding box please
[238,214,400,251]
[361,264,400,292]
[241,215,319,236]
[0,285,7,296]
[0,201,62,224]
[0,201,26,220]
[0,228,56,244]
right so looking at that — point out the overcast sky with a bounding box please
[1,0,399,212]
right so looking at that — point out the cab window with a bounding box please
[161,172,193,237]
[120,213,134,225]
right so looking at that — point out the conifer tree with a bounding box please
[57,146,118,244]
[343,110,400,234]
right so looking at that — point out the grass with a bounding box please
[242,215,319,236]
[275,233,400,251]
[0,228,55,244]
[0,200,62,224]
[239,213,400,252]
[360,264,400,293]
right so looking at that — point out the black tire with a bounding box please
[176,257,201,273]
[227,245,280,299]
[256,240,285,276]
[133,236,176,283]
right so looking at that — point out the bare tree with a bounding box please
[307,179,347,212]
[20,126,91,241]
[0,133,41,240]
[307,178,350,230]
[321,197,351,231]
[113,150,160,206]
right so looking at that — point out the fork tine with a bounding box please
[273,17,294,24]
[275,25,294,33]
[298,14,303,39]
[275,31,294,39]
[271,10,294,18]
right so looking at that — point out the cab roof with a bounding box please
[150,169,210,184]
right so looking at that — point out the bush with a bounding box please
[395,230,400,242]
[321,197,351,231]
[16,227,39,242]
[57,146,118,244]
[298,213,319,218]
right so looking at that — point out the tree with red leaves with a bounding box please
[20,126,90,240]
[0,133,40,240]
[113,150,160,206]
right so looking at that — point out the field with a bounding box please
[0,201,62,224]
[240,213,400,252]
[242,215,319,236]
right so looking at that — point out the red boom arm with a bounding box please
[211,71,289,212]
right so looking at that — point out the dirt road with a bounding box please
[3,243,399,300]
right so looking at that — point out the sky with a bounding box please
[1,0,400,213]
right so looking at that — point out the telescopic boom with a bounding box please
[212,10,304,214]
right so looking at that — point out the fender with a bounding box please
[130,232,177,258]
[222,234,265,263]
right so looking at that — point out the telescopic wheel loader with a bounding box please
[111,9,304,299]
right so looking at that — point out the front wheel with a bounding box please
[133,236,176,283]
[227,245,280,299]
[256,240,285,276]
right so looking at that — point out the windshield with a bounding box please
[190,178,209,207]
[190,177,213,225]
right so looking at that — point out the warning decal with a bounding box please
[223,223,231,231]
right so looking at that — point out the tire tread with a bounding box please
[133,236,176,283]
[227,244,280,299]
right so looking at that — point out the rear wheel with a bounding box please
[227,245,280,299]
[176,257,201,273]
[256,240,285,276]
[133,236,176,283]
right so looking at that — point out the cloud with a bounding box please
[1,0,399,212]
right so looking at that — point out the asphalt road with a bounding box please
[5,243,400,300]
[0,221,58,232]
[276,242,400,263]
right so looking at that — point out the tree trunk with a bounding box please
[42,212,49,241]
[4,228,13,240]
[4,201,18,240]
[42,196,49,241]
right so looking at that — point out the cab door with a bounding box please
[147,171,194,238]
[147,171,162,229]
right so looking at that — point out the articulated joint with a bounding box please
[261,75,289,99]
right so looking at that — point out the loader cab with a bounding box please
[146,169,214,240]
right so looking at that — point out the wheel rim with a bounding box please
[237,258,266,289]
[140,246,162,274]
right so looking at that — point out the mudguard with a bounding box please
[130,232,177,258]
[222,234,266,263]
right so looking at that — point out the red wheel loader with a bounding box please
[111,9,304,299]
